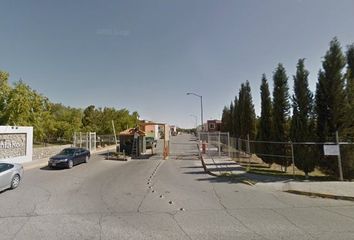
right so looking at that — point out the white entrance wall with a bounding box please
[0,126,33,163]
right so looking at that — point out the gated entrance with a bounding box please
[73,132,96,152]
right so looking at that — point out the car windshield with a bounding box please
[59,149,76,156]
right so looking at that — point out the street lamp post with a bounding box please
[187,92,204,131]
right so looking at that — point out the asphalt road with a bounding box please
[1,134,354,239]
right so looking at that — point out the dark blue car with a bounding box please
[48,147,90,169]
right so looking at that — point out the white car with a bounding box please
[0,163,24,192]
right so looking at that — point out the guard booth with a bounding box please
[119,128,146,156]
[139,122,170,160]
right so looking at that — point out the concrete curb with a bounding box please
[284,190,354,202]
[23,145,117,171]
[256,181,354,201]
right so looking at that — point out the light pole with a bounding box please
[187,92,204,131]
[189,114,198,129]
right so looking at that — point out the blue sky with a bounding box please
[1,0,354,128]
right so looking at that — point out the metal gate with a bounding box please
[73,132,96,152]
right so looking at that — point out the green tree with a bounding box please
[0,71,11,124]
[315,38,346,175]
[221,106,231,132]
[342,43,354,178]
[233,97,240,137]
[221,104,233,134]
[241,81,256,139]
[345,44,354,134]
[82,105,99,132]
[50,103,83,142]
[3,81,53,142]
[272,64,290,170]
[229,102,234,136]
[4,81,34,126]
[290,59,316,177]
[257,74,273,165]
[237,82,256,139]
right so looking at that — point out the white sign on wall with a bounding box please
[323,144,340,156]
[0,126,33,163]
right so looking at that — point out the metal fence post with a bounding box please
[218,132,221,156]
[290,141,295,178]
[336,131,344,181]
[207,132,210,156]
[227,132,230,158]
[247,134,251,168]
[80,132,82,148]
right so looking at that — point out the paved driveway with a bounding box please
[1,134,354,239]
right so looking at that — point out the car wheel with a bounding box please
[68,160,74,169]
[84,155,89,163]
[11,174,20,189]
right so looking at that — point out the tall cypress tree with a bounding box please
[315,37,346,174]
[272,63,290,169]
[221,106,231,132]
[234,96,241,138]
[229,102,234,136]
[342,44,354,178]
[316,38,346,139]
[345,44,354,133]
[257,74,273,165]
[290,59,316,177]
[241,81,256,139]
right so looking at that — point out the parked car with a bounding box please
[48,147,90,169]
[146,137,157,149]
[0,163,24,192]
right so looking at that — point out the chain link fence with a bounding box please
[198,132,230,157]
[197,131,354,179]
[73,132,97,152]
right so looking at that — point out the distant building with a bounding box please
[139,120,159,140]
[170,125,177,136]
[206,120,221,132]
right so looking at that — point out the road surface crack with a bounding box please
[11,216,31,240]
[168,212,193,240]
[271,208,316,239]
[320,206,354,221]
[98,214,104,240]
[210,182,270,240]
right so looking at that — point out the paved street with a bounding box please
[1,134,354,239]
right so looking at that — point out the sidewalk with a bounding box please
[23,145,117,171]
[200,153,246,176]
[256,180,354,200]
[200,149,354,200]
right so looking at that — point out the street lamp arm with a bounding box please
[186,92,202,98]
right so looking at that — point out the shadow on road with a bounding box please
[40,166,67,171]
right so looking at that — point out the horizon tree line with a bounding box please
[0,75,139,144]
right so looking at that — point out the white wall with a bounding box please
[0,126,33,163]
[154,125,159,140]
